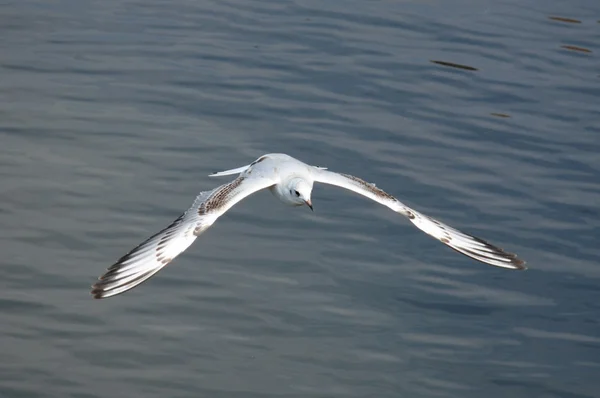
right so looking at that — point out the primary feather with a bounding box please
[91,176,275,299]
[312,169,525,270]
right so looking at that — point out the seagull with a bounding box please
[91,153,525,299]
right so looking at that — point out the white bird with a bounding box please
[91,153,525,299]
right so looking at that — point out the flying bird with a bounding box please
[91,153,525,299]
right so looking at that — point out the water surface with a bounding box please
[1,1,599,397]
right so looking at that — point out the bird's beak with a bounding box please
[305,199,313,211]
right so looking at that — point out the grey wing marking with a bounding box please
[91,176,274,299]
[313,169,526,270]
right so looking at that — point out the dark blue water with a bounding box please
[1,1,599,397]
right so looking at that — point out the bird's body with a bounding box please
[91,153,525,299]
[253,154,316,207]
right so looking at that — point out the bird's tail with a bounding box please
[208,164,251,177]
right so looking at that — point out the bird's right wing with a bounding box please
[91,176,275,299]
[313,168,525,270]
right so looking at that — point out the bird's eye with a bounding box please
[294,190,300,197]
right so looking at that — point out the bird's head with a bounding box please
[288,178,313,210]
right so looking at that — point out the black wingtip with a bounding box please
[511,257,527,270]
[90,282,108,299]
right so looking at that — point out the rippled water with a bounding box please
[1,1,599,397]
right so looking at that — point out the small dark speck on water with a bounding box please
[561,45,592,53]
[548,16,582,24]
[491,113,511,118]
[430,60,478,71]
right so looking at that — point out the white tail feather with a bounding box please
[208,165,251,177]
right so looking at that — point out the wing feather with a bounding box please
[91,176,275,299]
[312,169,525,270]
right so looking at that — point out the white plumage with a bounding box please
[92,153,525,299]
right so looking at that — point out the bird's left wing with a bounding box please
[91,176,275,299]
[312,168,525,270]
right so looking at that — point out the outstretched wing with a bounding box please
[91,176,275,299]
[312,169,526,270]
